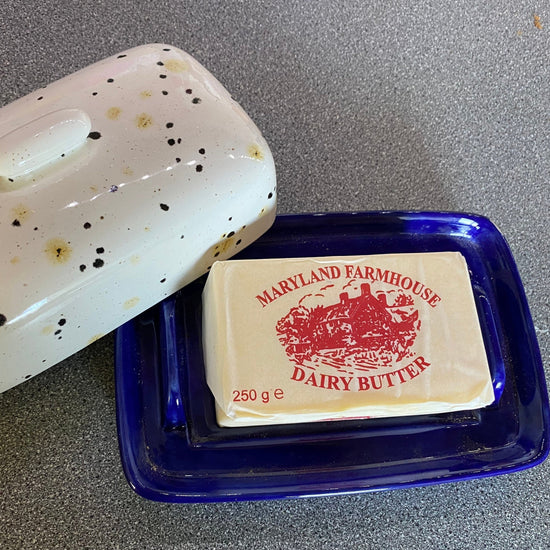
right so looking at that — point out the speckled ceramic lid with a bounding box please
[0,43,277,392]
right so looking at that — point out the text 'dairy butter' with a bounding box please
[202,252,495,427]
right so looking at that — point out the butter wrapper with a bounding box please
[202,252,495,427]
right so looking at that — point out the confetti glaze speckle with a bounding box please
[0,44,276,391]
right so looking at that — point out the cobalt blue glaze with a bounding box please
[159,299,186,430]
[115,211,549,503]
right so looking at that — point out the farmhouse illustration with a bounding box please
[276,282,421,371]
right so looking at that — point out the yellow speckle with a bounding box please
[123,297,140,310]
[210,227,245,258]
[247,144,264,161]
[44,238,72,264]
[88,334,104,344]
[213,238,235,257]
[140,90,153,99]
[122,166,134,176]
[42,325,55,335]
[11,203,33,224]
[136,113,153,129]
[534,14,543,30]
[130,254,140,265]
[164,59,187,73]
[106,106,122,120]
[10,256,20,265]
[144,226,151,232]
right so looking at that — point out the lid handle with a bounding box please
[0,109,92,179]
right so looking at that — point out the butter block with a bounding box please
[202,252,495,427]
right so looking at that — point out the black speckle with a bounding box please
[37,96,43,101]
[166,122,174,128]
[12,219,21,227]
[58,336,62,340]
[58,318,66,326]
[0,314,6,327]
[54,329,62,336]
[96,247,105,254]
[8,178,14,182]
[199,148,205,154]
[163,48,171,51]
[214,251,220,257]
[83,222,92,229]
[236,239,242,245]
[175,157,181,163]
[160,203,169,211]
[88,131,102,140]
[159,74,167,79]
[227,231,235,238]
[61,153,65,158]
[162,90,168,96]
[34,227,38,231]
[160,278,166,283]
[93,258,104,268]
[25,374,32,379]
[268,192,273,199]
[177,138,182,144]
[196,164,203,172]
[109,185,118,193]
[80,264,87,272]
[92,91,98,96]
[117,54,127,59]
[180,235,184,239]
[185,88,192,94]
[167,138,175,146]
[192,97,201,104]
[157,61,164,66]
[228,217,232,221]
[107,78,114,83]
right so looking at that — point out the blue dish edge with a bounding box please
[115,210,550,503]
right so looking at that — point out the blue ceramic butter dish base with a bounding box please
[115,212,549,503]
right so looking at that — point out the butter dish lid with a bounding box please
[0,44,276,392]
[114,211,549,502]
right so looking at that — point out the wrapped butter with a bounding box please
[202,252,495,427]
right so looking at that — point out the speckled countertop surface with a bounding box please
[1,2,549,549]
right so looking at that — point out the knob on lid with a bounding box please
[0,109,91,179]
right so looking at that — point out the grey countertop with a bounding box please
[1,1,549,548]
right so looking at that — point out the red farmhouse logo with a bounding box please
[276,282,421,373]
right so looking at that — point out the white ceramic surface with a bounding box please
[0,44,276,392]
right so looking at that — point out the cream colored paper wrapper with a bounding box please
[202,252,495,427]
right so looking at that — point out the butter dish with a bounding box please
[115,211,549,502]
[0,44,276,391]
